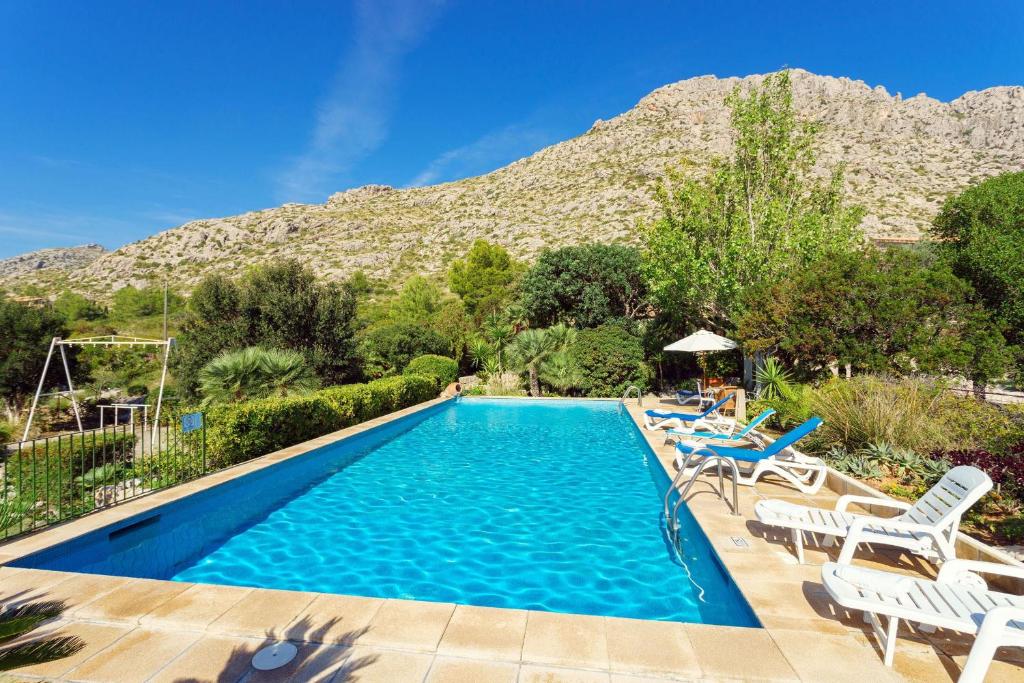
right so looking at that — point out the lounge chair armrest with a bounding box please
[837,517,948,565]
[835,494,912,513]
[938,559,1024,583]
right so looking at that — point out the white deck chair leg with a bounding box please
[792,528,805,564]
[822,534,835,548]
[864,610,900,667]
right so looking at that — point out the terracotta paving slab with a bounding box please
[357,598,456,651]
[73,577,191,623]
[284,592,385,645]
[518,664,612,682]
[8,621,132,679]
[437,604,528,661]
[684,623,799,681]
[206,586,317,637]
[339,646,435,682]
[147,634,268,683]
[604,617,700,677]
[63,627,201,683]
[139,582,254,630]
[521,611,609,670]
[427,656,520,683]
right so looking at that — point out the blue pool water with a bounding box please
[13,398,756,626]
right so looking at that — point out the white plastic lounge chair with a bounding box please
[962,603,1024,682]
[821,558,1024,676]
[673,415,828,495]
[668,408,775,443]
[755,466,992,564]
[643,393,734,430]
[674,379,714,409]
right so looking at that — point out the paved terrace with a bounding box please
[0,396,1019,682]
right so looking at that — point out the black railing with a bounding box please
[1,413,206,540]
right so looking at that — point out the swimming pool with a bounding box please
[11,398,757,627]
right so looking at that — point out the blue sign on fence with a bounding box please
[181,412,203,434]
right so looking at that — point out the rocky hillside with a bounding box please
[0,244,106,282]
[7,69,1024,295]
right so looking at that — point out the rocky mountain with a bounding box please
[0,244,106,282]
[5,69,1023,296]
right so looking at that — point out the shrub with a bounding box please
[357,323,449,378]
[482,372,524,396]
[403,355,458,389]
[940,442,1024,501]
[205,374,438,467]
[808,376,950,454]
[0,421,11,444]
[568,324,650,397]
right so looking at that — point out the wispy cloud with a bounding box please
[407,124,555,187]
[277,0,445,202]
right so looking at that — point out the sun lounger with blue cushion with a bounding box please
[674,417,827,494]
[643,392,734,430]
[668,408,775,442]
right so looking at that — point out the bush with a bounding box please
[568,324,650,397]
[205,374,437,467]
[0,422,11,444]
[357,323,449,379]
[403,355,458,389]
[808,376,951,454]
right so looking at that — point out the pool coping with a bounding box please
[0,395,1010,681]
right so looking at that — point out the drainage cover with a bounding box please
[252,642,297,671]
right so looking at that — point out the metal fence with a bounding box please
[1,413,207,541]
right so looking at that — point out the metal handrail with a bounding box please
[620,385,642,406]
[664,445,741,549]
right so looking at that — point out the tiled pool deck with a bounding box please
[0,396,1021,682]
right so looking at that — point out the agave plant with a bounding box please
[754,357,792,401]
[199,347,318,406]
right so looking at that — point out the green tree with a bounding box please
[568,323,650,397]
[356,323,449,379]
[642,70,864,331]
[110,284,183,321]
[53,291,104,322]
[172,262,359,398]
[448,240,525,318]
[932,171,1024,372]
[519,244,649,328]
[0,297,75,423]
[389,276,444,325]
[198,347,318,406]
[737,248,1011,385]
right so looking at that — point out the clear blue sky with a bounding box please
[1,1,1022,258]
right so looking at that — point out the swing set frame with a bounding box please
[20,335,174,442]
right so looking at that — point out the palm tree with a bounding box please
[260,348,320,397]
[539,351,583,395]
[199,347,318,406]
[512,329,555,396]
[482,315,516,372]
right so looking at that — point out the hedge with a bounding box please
[403,355,458,389]
[204,374,438,467]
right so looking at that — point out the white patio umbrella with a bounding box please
[664,329,738,385]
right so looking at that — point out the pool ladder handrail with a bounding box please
[620,385,642,406]
[663,445,741,548]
